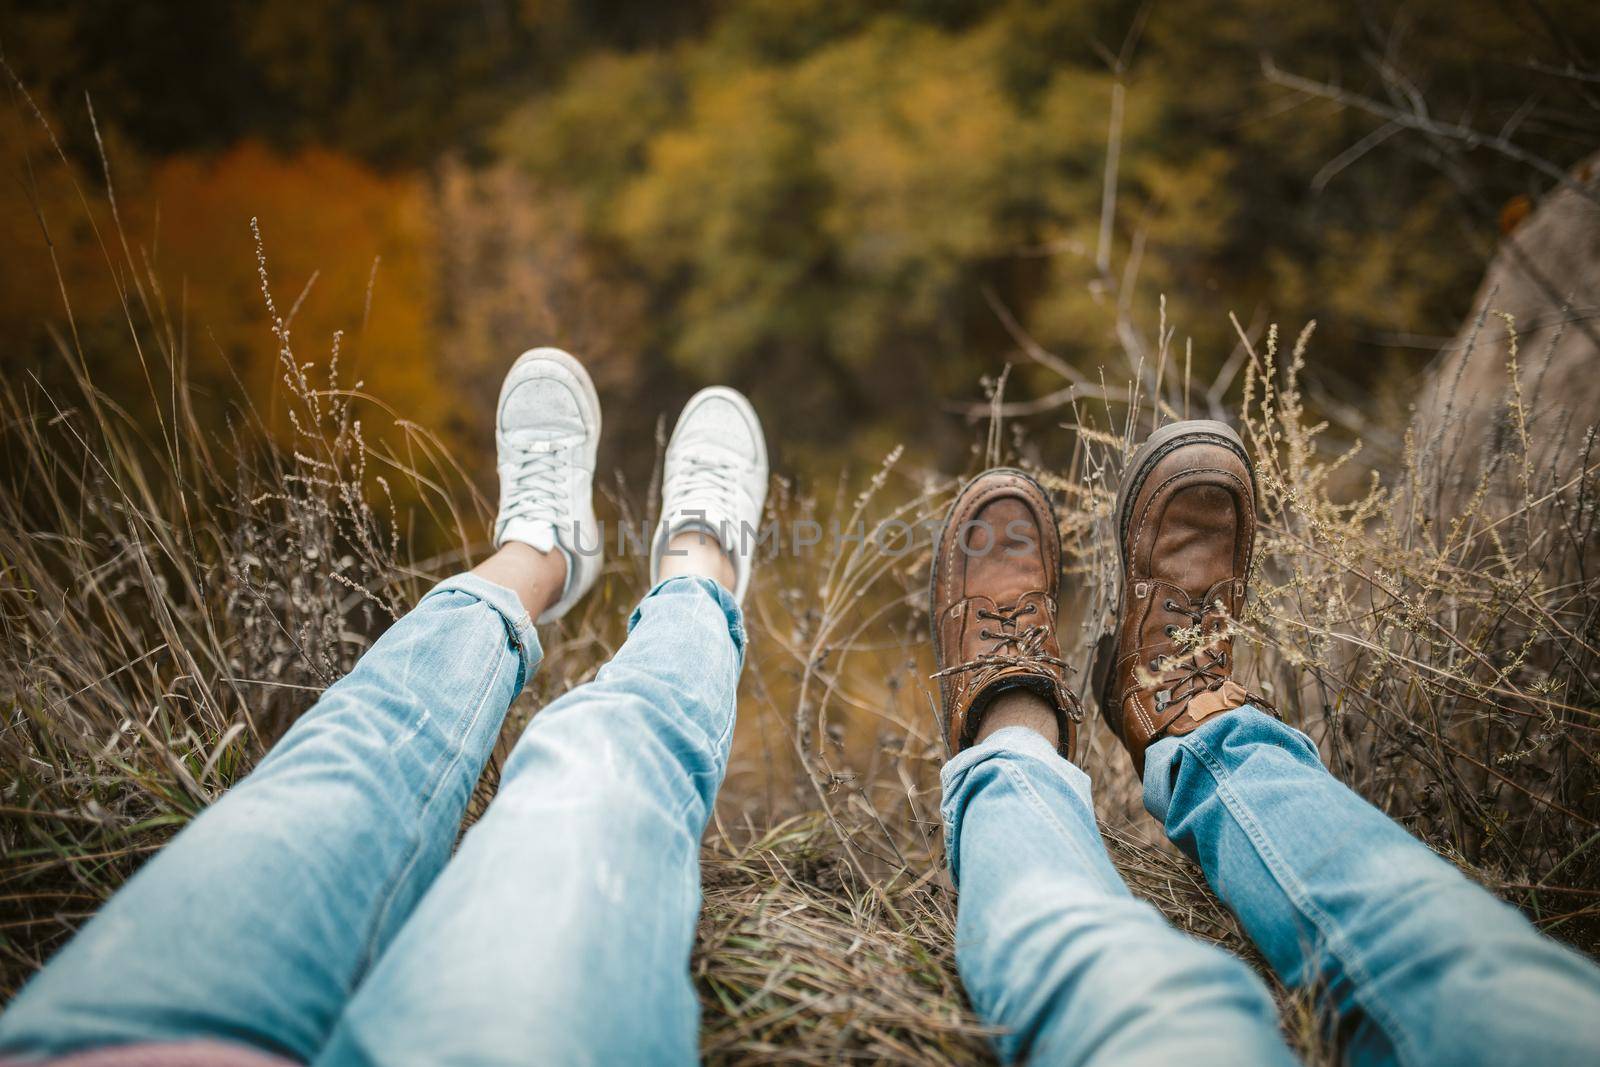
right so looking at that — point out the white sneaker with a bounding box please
[493,347,602,622]
[650,387,769,603]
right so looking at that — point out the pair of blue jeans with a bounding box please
[943,718,1600,1065]
[5,573,1599,1064]
[0,573,744,1065]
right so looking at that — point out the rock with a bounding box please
[1414,152,1600,492]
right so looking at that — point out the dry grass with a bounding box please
[1249,317,1600,913]
[695,817,985,1064]
[2,118,1597,1067]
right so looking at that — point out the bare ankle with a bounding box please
[658,528,736,594]
[472,541,568,619]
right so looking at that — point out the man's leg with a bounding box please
[945,719,1295,1066]
[317,575,743,1066]
[0,572,542,1062]
[1145,707,1600,1065]
[929,468,1293,1065]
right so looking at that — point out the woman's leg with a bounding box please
[319,384,768,1067]
[318,573,742,1066]
[0,569,543,1062]
[1,345,601,1062]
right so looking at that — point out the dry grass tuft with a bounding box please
[1238,317,1600,926]
[696,817,988,1064]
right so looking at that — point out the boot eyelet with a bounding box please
[1164,599,1178,611]
[978,628,992,639]
[1164,625,1177,637]
[1149,659,1160,671]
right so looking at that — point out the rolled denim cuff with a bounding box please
[421,573,544,693]
[631,575,747,659]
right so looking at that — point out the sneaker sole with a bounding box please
[653,386,769,591]
[497,347,603,621]
[500,347,603,456]
[666,386,768,475]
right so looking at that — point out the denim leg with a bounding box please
[942,726,1293,1066]
[1145,707,1600,1066]
[0,575,539,1062]
[316,576,744,1067]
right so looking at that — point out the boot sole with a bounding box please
[1093,420,1252,719]
[928,467,1057,754]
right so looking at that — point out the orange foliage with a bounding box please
[150,142,445,440]
[1,128,451,455]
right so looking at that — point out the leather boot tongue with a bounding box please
[964,497,1046,606]
[1150,483,1239,594]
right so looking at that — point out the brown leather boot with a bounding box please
[1092,421,1264,775]
[930,469,1081,759]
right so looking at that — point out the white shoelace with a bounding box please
[667,453,745,538]
[500,435,581,526]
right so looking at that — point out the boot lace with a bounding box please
[1147,595,1235,719]
[934,601,1078,717]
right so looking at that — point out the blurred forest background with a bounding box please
[5,0,1598,494]
[5,4,1600,1056]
